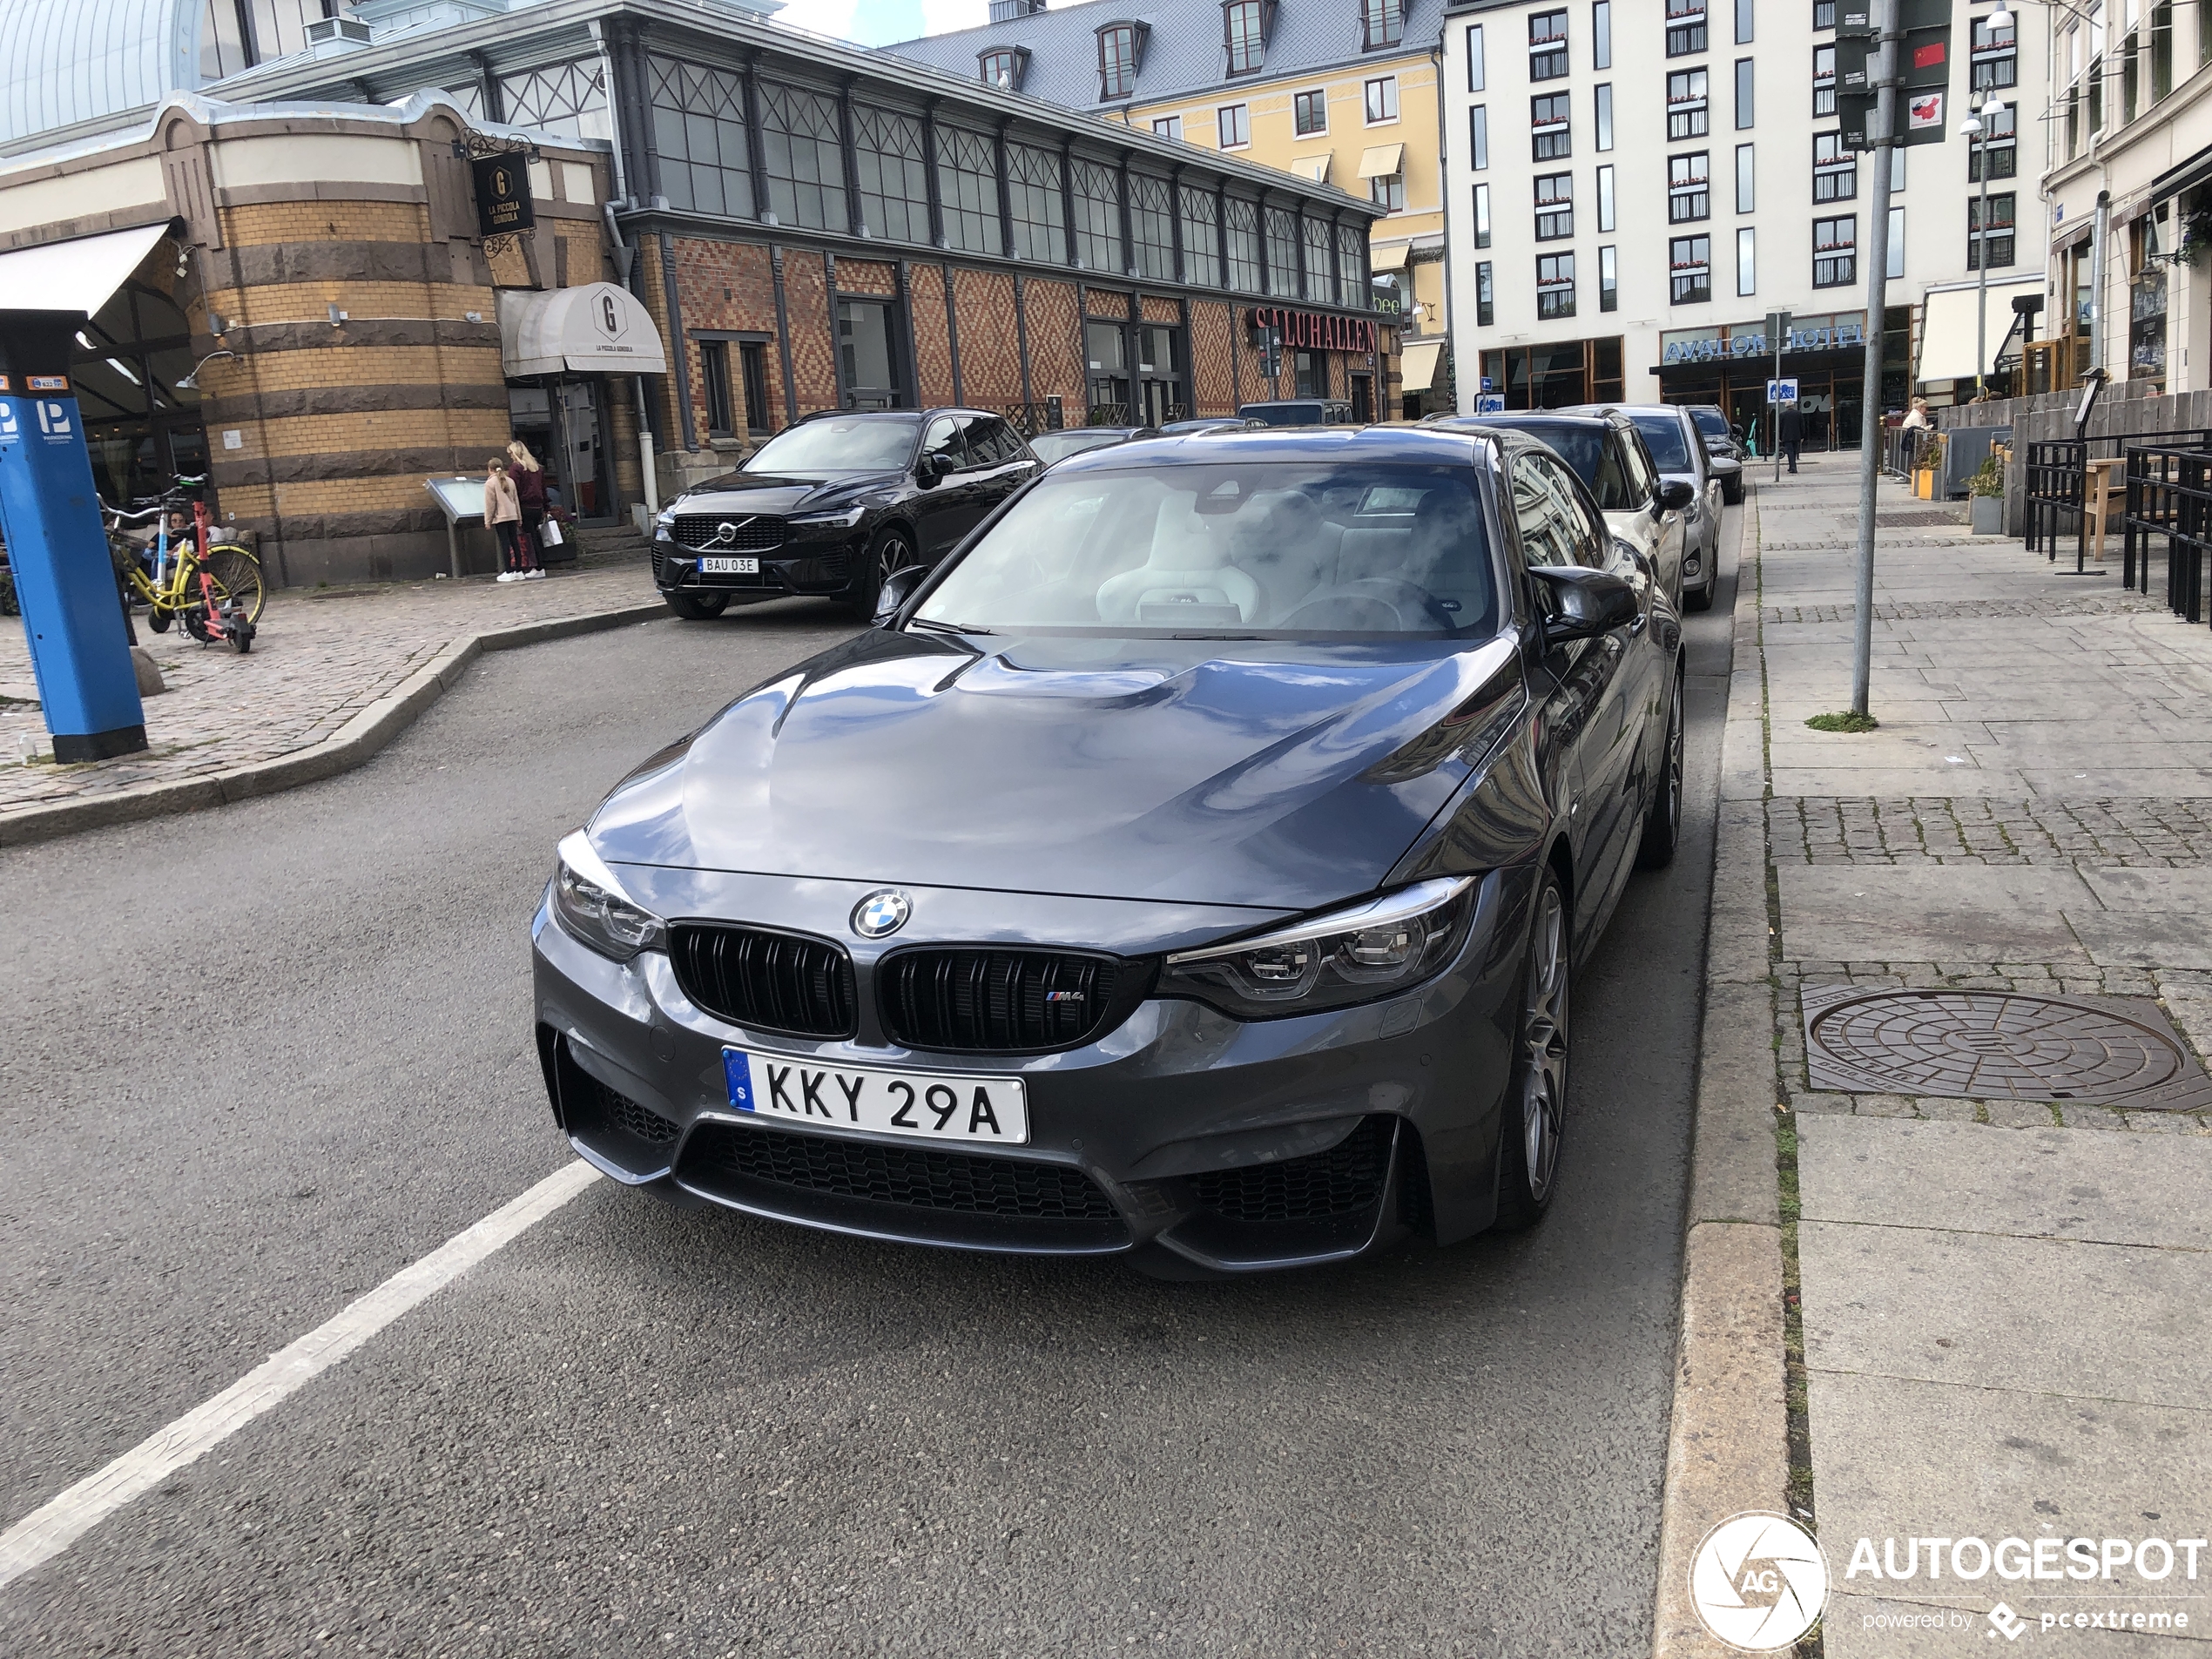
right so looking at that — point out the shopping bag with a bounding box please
[540,517,564,548]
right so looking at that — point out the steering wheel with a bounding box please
[1281,577,1457,632]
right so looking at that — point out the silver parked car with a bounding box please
[1567,404,1721,611]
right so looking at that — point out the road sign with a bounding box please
[1474,394,1506,414]
[1838,0,1949,34]
[1480,376,1495,393]
[1767,378,1800,403]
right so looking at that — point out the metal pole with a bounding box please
[1975,125,1990,398]
[1851,0,1900,719]
[1772,329,1784,487]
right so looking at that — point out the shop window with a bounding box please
[1225,1,1269,74]
[1183,186,1223,286]
[1533,92,1571,160]
[1364,0,1404,51]
[1295,89,1328,134]
[1668,69,1709,139]
[980,48,1028,91]
[936,124,1003,255]
[1130,172,1177,281]
[1813,214,1856,287]
[759,82,846,232]
[1536,172,1574,240]
[1812,44,1836,117]
[649,57,753,219]
[1813,131,1856,201]
[739,342,771,433]
[1008,143,1069,263]
[1071,157,1123,270]
[701,340,735,435]
[1099,23,1146,98]
[854,104,930,245]
[1670,233,1711,304]
[1530,10,1569,80]
[1304,216,1337,301]
[1476,260,1495,327]
[1266,204,1302,295]
[1669,152,1710,222]
[498,59,609,141]
[1967,192,2015,271]
[1538,253,1576,320]
[839,300,902,406]
[1666,0,1707,58]
[1226,195,1264,291]
[1296,347,1331,398]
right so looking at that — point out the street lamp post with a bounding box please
[1959,90,2008,399]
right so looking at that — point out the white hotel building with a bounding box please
[1440,0,2047,442]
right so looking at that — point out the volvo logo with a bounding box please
[851,888,912,939]
[711,517,754,546]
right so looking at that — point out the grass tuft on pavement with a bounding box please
[1804,711,1878,734]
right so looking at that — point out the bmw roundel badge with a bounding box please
[851,888,912,939]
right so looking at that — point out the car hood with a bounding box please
[590,629,1521,910]
[669,469,904,518]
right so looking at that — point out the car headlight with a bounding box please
[550,831,665,961]
[1159,875,1477,1021]
[790,505,866,529]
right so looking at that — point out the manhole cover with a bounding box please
[1801,986,2212,1111]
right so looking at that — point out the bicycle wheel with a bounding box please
[202,546,266,623]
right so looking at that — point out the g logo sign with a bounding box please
[602,293,620,334]
[1689,1513,1828,1651]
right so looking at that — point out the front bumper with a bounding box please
[651,534,861,598]
[531,868,1531,1271]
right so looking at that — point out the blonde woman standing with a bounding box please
[507,440,549,563]
[485,456,537,582]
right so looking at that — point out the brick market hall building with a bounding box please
[0,0,1393,588]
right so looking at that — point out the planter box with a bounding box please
[1972,493,2004,534]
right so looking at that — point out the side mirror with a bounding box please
[1531,565,1639,644]
[1658,479,1696,512]
[873,563,927,627]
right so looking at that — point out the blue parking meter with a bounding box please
[0,312,145,762]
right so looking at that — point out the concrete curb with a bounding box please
[0,603,670,849]
[1651,489,1793,1658]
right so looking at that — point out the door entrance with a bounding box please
[839,300,903,408]
[1135,324,1184,425]
[509,380,617,524]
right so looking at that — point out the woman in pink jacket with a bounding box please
[485,457,539,582]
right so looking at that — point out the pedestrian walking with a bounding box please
[1778,400,1804,475]
[507,440,550,565]
[484,457,539,582]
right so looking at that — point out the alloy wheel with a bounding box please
[1520,883,1568,1202]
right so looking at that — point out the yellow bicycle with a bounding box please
[109,478,264,652]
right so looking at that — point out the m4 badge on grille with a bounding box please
[1043,991,1086,1003]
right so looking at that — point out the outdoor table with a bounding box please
[2082,455,2128,563]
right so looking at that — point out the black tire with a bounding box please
[1722,478,1744,505]
[664,590,732,621]
[1635,667,1685,870]
[148,607,172,633]
[232,621,254,655]
[844,527,917,621]
[1493,868,1569,1231]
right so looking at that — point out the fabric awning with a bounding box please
[1398,339,1444,391]
[1291,153,1332,184]
[1916,279,2043,383]
[0,220,170,317]
[1369,242,1411,272]
[1357,143,1405,179]
[498,281,669,377]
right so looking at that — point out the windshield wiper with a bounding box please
[907,617,995,637]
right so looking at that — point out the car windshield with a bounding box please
[745,416,919,477]
[913,462,1500,639]
[1690,408,1731,438]
[1629,414,1693,471]
[1030,429,1130,463]
[1493,423,1642,511]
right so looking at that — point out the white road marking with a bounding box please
[0,1160,601,1592]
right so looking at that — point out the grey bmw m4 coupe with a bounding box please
[532,426,1684,1275]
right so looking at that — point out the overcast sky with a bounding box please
[767,0,988,46]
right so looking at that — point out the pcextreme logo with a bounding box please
[1690,1512,1830,1651]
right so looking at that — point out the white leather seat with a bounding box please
[1095,501,1261,625]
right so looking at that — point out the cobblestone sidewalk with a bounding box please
[1,553,658,824]
[1741,460,2212,1657]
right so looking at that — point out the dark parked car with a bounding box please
[650,408,1037,619]
[1028,426,1158,466]
[1685,405,1746,504]
[1427,409,1692,607]
[1238,399,1353,427]
[537,426,1683,1274]
[1567,403,1721,611]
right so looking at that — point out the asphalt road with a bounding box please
[0,513,1737,1658]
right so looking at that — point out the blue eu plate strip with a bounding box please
[722,1049,755,1112]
